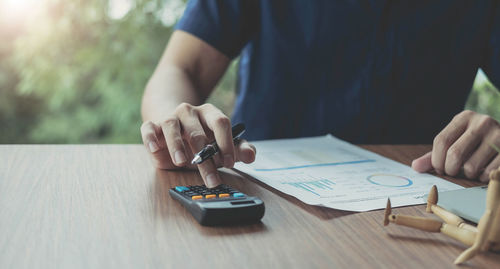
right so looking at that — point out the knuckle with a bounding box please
[175,102,192,114]
[434,134,451,147]
[477,115,495,130]
[188,130,206,143]
[432,135,440,146]
[461,110,475,118]
[200,103,215,110]
[140,121,154,132]
[463,162,477,178]
[494,129,500,139]
[468,128,480,138]
[432,135,441,146]
[161,117,178,128]
[214,116,230,129]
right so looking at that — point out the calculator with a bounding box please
[169,184,265,226]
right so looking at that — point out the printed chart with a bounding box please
[235,135,463,211]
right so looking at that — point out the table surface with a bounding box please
[1,144,499,268]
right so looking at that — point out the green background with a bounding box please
[0,0,499,144]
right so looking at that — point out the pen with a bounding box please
[191,123,246,165]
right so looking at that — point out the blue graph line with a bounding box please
[254,159,375,172]
[366,174,413,187]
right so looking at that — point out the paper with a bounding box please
[234,135,463,212]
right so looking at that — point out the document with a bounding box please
[234,135,463,212]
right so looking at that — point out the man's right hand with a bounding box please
[140,103,256,188]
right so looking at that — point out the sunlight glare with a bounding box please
[108,0,133,20]
[1,0,41,23]
[3,0,37,13]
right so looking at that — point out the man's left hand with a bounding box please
[412,110,500,182]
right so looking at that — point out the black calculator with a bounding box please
[169,184,265,226]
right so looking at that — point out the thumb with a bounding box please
[235,139,256,164]
[412,151,433,173]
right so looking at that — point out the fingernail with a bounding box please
[242,142,253,150]
[148,141,159,153]
[174,151,187,164]
[223,154,234,168]
[206,173,220,188]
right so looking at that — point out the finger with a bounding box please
[159,117,188,166]
[444,129,481,176]
[480,154,500,182]
[463,138,498,179]
[197,158,222,188]
[176,106,221,188]
[182,137,222,168]
[198,104,235,168]
[212,152,224,168]
[140,121,175,169]
[235,139,256,164]
[140,121,161,153]
[411,151,432,173]
[432,110,472,174]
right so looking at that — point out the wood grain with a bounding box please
[0,144,498,268]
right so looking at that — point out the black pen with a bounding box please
[191,123,246,165]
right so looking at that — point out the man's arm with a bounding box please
[141,30,256,187]
[142,30,227,122]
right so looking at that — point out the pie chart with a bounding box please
[366,174,413,187]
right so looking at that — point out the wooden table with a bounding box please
[1,145,499,268]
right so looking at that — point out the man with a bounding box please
[141,0,500,188]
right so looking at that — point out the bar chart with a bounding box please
[282,179,336,196]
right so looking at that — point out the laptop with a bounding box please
[427,185,487,224]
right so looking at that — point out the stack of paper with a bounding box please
[234,135,463,212]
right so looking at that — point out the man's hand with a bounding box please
[140,103,256,188]
[412,110,500,182]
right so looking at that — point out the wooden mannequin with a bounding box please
[383,167,500,264]
[454,169,500,264]
[384,199,476,246]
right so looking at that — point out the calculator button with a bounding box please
[218,193,230,198]
[233,193,245,198]
[175,186,190,192]
[191,195,203,200]
[204,194,216,199]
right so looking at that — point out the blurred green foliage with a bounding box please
[2,0,178,143]
[0,0,498,144]
[465,69,500,122]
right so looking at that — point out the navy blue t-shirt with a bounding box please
[176,0,500,143]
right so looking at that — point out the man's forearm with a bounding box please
[141,65,203,123]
